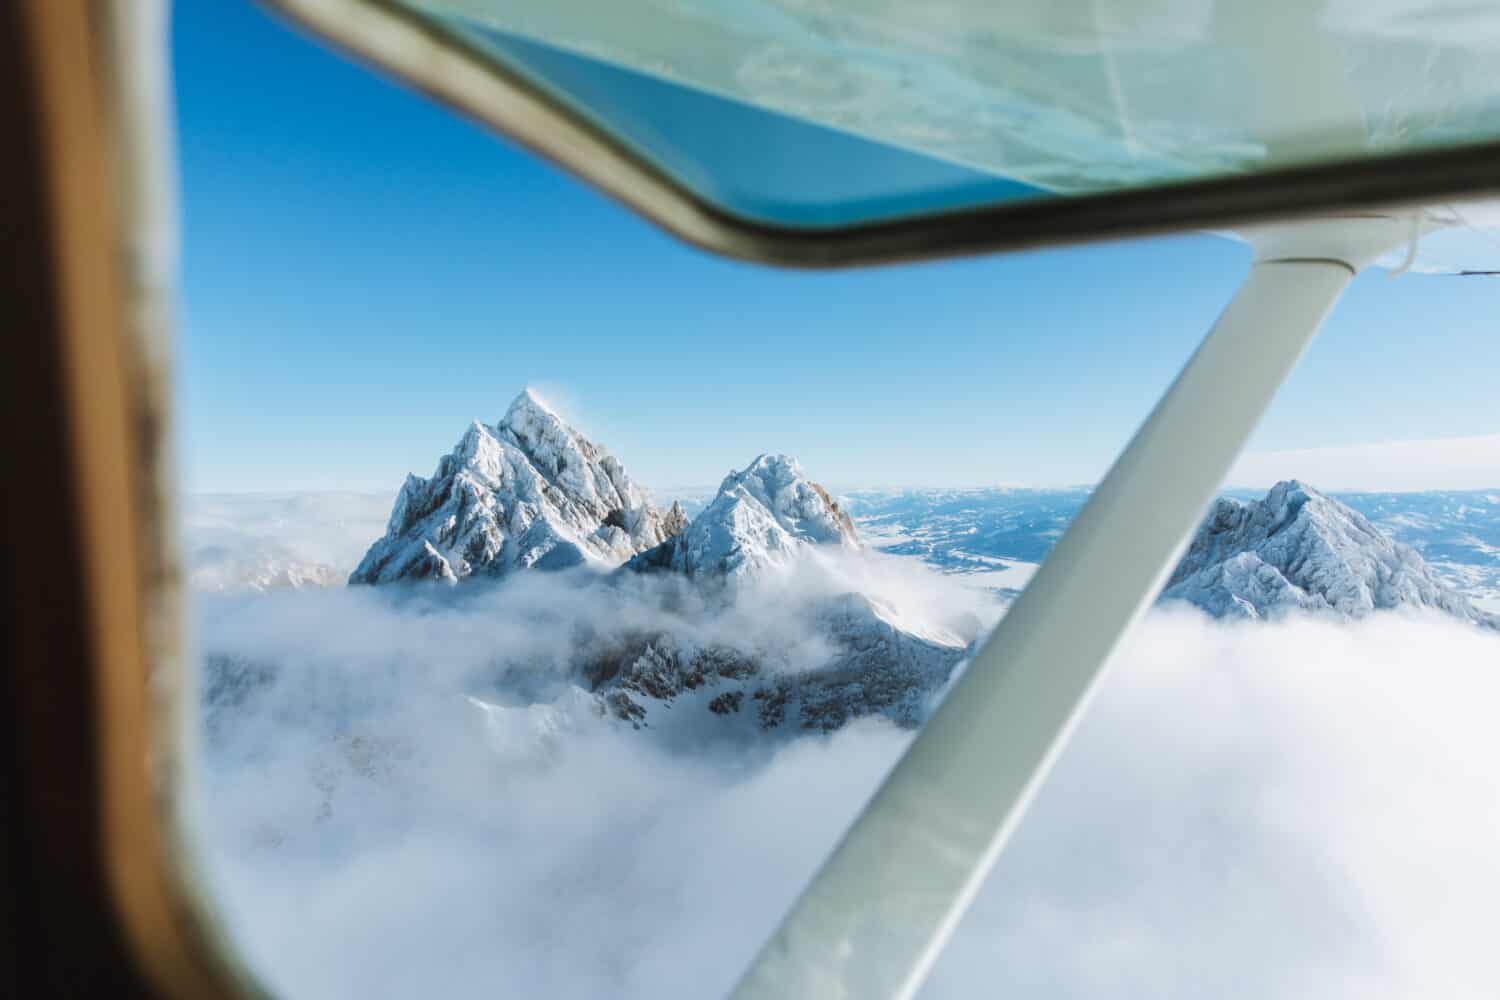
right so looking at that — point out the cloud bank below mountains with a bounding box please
[183,491,394,591]
[189,576,1500,999]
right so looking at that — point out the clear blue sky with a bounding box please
[173,0,1500,494]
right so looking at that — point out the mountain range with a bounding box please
[342,391,973,733]
[331,390,1494,737]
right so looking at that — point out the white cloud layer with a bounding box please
[188,592,1500,999]
[183,491,394,590]
[1230,434,1500,492]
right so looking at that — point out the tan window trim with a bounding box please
[4,2,256,996]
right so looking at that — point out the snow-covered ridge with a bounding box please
[341,413,973,732]
[1163,480,1498,628]
[350,390,682,584]
[628,453,860,579]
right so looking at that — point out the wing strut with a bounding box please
[731,219,1412,1000]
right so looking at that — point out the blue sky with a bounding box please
[174,0,1500,494]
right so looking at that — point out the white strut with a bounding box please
[730,216,1421,1000]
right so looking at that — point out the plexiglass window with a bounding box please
[180,2,1500,997]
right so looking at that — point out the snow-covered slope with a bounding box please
[351,390,683,584]
[628,453,859,579]
[1163,480,1498,627]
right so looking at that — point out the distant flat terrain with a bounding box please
[181,485,1500,608]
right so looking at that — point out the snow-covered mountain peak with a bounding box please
[496,390,651,517]
[1258,477,1318,523]
[718,453,802,494]
[507,385,559,420]
[714,453,859,550]
[716,453,858,545]
[351,392,676,584]
[1164,480,1497,627]
[630,453,859,579]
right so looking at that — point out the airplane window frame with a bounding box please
[262,0,1500,268]
[8,1,1500,998]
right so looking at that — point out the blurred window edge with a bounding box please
[6,2,258,997]
[265,0,1500,267]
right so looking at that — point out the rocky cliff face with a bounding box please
[351,390,680,584]
[581,590,971,736]
[1163,480,1498,628]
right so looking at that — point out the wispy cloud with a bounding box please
[1230,434,1500,491]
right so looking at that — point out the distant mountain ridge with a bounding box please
[846,484,1499,622]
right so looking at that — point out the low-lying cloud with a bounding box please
[187,572,1500,999]
[923,610,1500,999]
[183,491,394,591]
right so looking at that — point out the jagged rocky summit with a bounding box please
[628,453,859,579]
[1162,480,1498,628]
[348,399,972,731]
[350,390,686,584]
